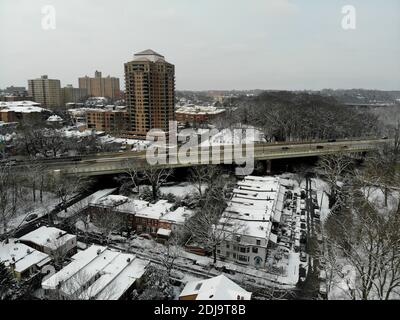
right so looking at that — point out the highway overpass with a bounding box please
[31,138,391,176]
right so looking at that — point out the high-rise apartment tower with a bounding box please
[124,50,175,139]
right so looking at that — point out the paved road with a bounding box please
[296,175,323,299]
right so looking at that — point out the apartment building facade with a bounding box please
[28,75,62,109]
[124,49,175,139]
[79,71,120,100]
[86,108,129,134]
[62,84,88,105]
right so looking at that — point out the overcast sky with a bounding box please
[1,0,399,91]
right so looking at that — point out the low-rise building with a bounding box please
[87,192,193,239]
[175,105,226,126]
[216,176,281,269]
[179,275,252,300]
[86,108,129,134]
[41,245,149,300]
[134,200,174,236]
[18,226,77,259]
[0,240,51,280]
[0,101,50,123]
[159,207,194,235]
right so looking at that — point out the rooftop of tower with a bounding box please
[133,49,166,63]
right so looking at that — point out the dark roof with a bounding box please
[135,49,164,57]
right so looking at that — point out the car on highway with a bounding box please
[25,213,38,222]
[382,136,389,140]
[281,147,290,150]
[328,139,337,142]
[316,145,324,149]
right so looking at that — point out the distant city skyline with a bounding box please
[1,0,399,91]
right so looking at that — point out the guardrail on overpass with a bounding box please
[45,138,390,176]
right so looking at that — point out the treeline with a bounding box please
[10,120,120,159]
[218,91,381,142]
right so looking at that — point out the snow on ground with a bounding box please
[6,190,59,232]
[159,182,206,198]
[366,187,399,214]
[199,127,265,147]
[311,178,331,222]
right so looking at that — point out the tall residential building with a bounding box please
[62,85,88,105]
[79,71,120,100]
[28,75,62,109]
[124,49,175,139]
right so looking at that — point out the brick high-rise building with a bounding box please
[28,75,62,109]
[124,50,175,139]
[79,71,120,100]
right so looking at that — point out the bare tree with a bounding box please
[141,165,173,203]
[0,165,29,238]
[316,153,353,209]
[188,165,221,199]
[362,123,400,206]
[91,207,126,245]
[47,173,92,216]
[324,185,400,300]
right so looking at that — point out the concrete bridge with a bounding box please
[33,138,390,176]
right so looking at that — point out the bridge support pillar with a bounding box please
[265,160,272,174]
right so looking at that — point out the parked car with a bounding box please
[299,265,307,282]
[300,215,306,222]
[300,252,307,262]
[294,240,300,253]
[300,223,307,230]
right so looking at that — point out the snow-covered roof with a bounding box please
[0,101,49,113]
[135,200,174,220]
[0,240,51,273]
[47,115,63,122]
[19,226,76,251]
[216,176,281,240]
[42,245,149,300]
[180,275,252,300]
[159,207,194,225]
[96,195,129,207]
[157,228,172,237]
[176,105,226,115]
[94,195,150,215]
